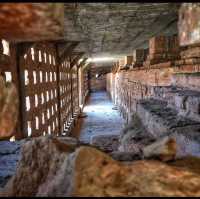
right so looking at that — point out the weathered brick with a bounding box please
[149,36,167,55]
[147,35,179,65]
[180,46,200,59]
[172,72,200,91]
[179,3,200,46]
[133,49,148,65]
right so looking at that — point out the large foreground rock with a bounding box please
[0,136,78,196]
[1,136,200,197]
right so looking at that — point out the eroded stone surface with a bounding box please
[137,98,200,137]
[0,76,18,139]
[117,97,200,160]
[143,137,177,161]
[90,134,119,152]
[72,148,200,197]
[0,3,64,41]
[118,114,155,153]
[109,151,142,162]
[0,140,24,188]
[172,72,200,92]
[179,3,200,46]
[0,136,78,197]
[2,140,200,197]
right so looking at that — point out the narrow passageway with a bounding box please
[78,91,124,144]
[2,3,200,197]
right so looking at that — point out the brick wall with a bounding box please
[106,66,174,122]
[89,66,111,92]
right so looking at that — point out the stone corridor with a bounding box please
[79,91,124,144]
[1,3,200,197]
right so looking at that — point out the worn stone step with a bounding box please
[136,98,200,138]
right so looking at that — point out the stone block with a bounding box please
[147,35,179,65]
[90,134,119,152]
[179,3,200,46]
[172,72,200,91]
[149,35,167,55]
[143,129,200,160]
[167,89,200,122]
[143,137,177,162]
[136,98,200,138]
[118,114,155,153]
[187,95,200,115]
[133,49,148,65]
[3,140,200,197]
[180,46,200,59]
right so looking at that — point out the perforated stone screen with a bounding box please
[59,58,73,134]
[83,68,89,102]
[71,64,79,116]
[20,43,59,137]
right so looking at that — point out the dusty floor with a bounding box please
[74,91,124,144]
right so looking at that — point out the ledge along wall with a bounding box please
[107,4,200,124]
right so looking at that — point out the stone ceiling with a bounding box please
[64,3,180,64]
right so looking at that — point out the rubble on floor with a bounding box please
[90,134,119,152]
[118,106,200,160]
[1,136,200,197]
[118,114,155,154]
[142,137,177,162]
